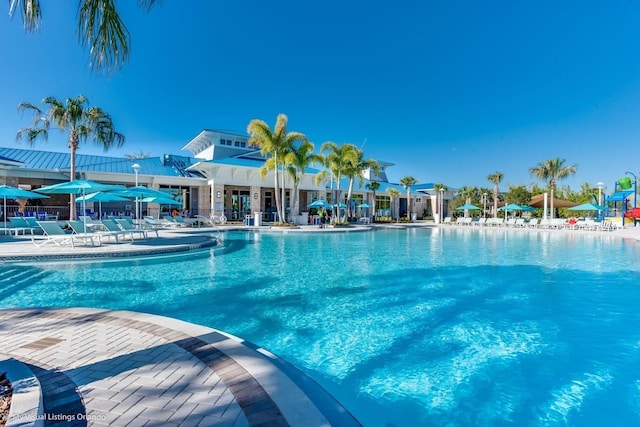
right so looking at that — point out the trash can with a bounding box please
[411,212,417,221]
[254,212,262,227]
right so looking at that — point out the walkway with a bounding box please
[0,308,360,426]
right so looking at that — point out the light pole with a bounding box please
[132,163,140,221]
[596,182,604,220]
[439,188,445,223]
[483,192,488,218]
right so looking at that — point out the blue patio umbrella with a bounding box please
[75,191,129,219]
[35,179,121,225]
[498,203,524,219]
[308,199,332,209]
[0,185,49,229]
[356,203,372,208]
[568,203,605,211]
[456,203,481,210]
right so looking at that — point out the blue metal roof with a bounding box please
[0,146,198,178]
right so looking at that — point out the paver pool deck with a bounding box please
[1,222,639,426]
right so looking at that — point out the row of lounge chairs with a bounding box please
[443,217,619,231]
[0,217,162,248]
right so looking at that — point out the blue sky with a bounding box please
[1,1,640,192]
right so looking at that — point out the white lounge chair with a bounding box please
[115,218,157,238]
[101,219,135,241]
[32,221,97,248]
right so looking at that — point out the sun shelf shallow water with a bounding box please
[2,227,640,426]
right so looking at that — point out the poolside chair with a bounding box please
[6,217,37,236]
[514,218,526,228]
[473,217,487,226]
[145,216,178,229]
[162,215,188,228]
[442,217,453,225]
[527,218,539,228]
[66,220,106,246]
[100,219,135,242]
[32,221,97,248]
[115,218,157,238]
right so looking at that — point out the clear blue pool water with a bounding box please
[2,227,640,426]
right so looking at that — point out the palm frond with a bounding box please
[9,0,42,31]
[78,0,130,73]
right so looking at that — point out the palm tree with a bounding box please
[344,146,380,219]
[487,172,504,218]
[284,141,323,218]
[529,158,577,219]
[321,142,358,221]
[433,183,448,221]
[248,114,307,224]
[365,181,380,221]
[388,188,401,222]
[17,95,124,220]
[399,176,418,221]
[125,150,150,160]
[9,0,159,74]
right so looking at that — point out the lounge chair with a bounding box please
[66,220,105,245]
[474,217,487,226]
[514,218,526,227]
[527,218,539,228]
[162,215,188,227]
[6,217,37,236]
[100,219,135,241]
[144,216,173,228]
[32,221,97,248]
[115,218,157,238]
[442,217,453,225]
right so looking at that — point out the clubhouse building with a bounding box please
[0,129,450,222]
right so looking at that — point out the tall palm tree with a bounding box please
[365,181,380,221]
[321,142,358,221]
[487,172,504,218]
[388,188,401,222]
[433,183,448,221]
[248,114,306,224]
[344,146,380,218]
[284,141,323,217]
[17,95,124,220]
[399,176,418,221]
[9,0,159,74]
[529,158,577,219]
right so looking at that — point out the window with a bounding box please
[416,198,422,203]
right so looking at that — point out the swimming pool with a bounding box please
[2,227,640,426]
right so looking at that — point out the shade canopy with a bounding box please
[456,203,481,210]
[568,203,606,211]
[357,203,373,208]
[75,191,129,220]
[0,185,49,229]
[35,179,120,195]
[498,203,524,211]
[528,194,578,208]
[605,191,634,202]
[115,185,170,199]
[308,199,332,209]
[140,196,182,206]
[75,192,129,203]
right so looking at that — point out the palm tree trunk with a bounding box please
[281,168,287,223]
[406,188,411,220]
[273,153,282,223]
[550,184,555,219]
[69,144,77,220]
